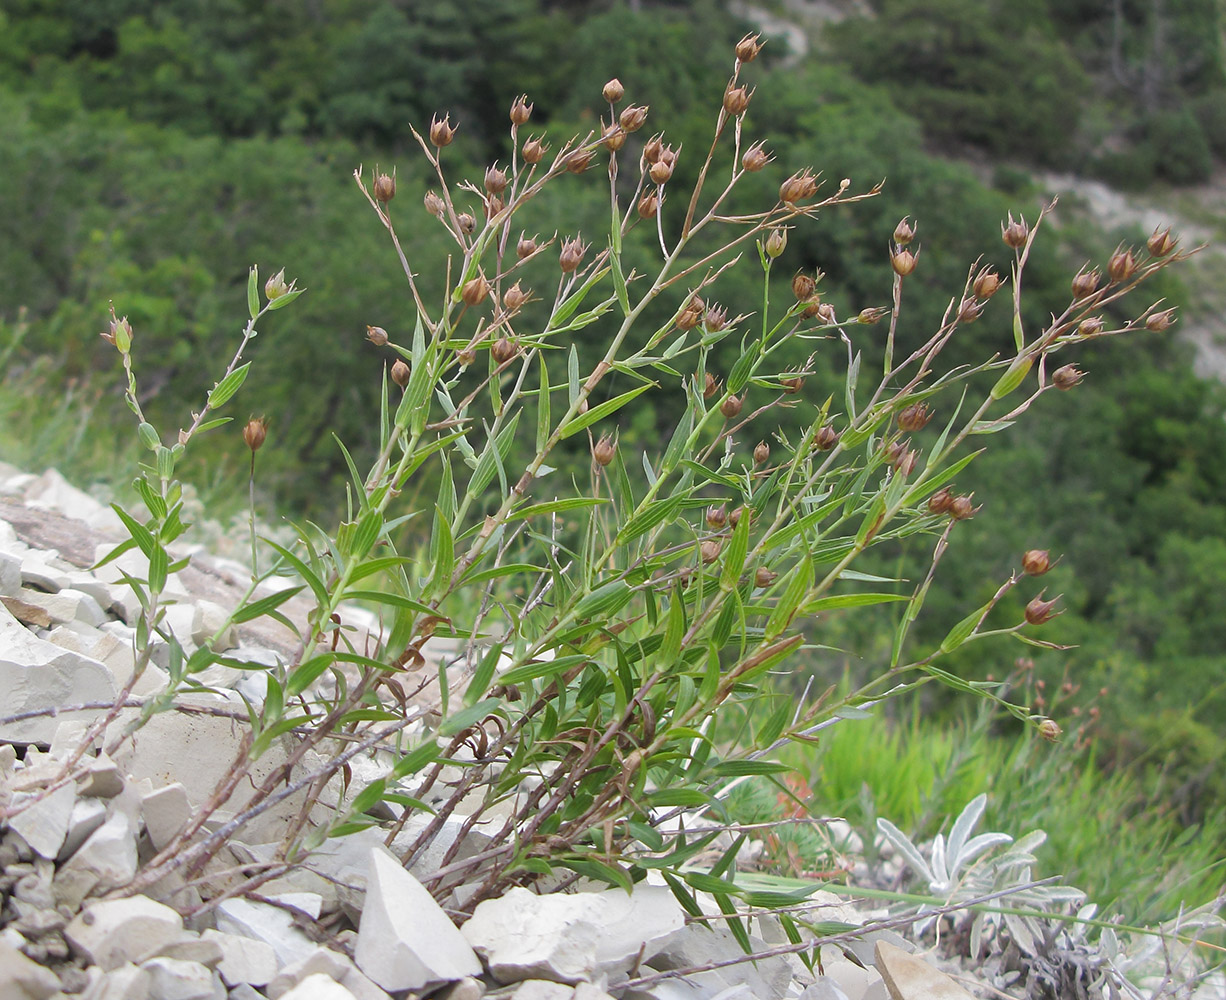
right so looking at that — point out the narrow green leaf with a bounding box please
[802,592,908,612]
[468,413,521,498]
[660,586,686,666]
[712,759,792,777]
[536,352,550,453]
[940,601,991,653]
[344,590,435,616]
[232,585,306,624]
[567,345,580,408]
[720,507,751,591]
[464,642,504,707]
[439,698,502,737]
[112,505,155,558]
[428,505,455,599]
[247,266,259,319]
[611,249,630,316]
[147,544,167,594]
[990,355,1033,400]
[507,498,607,521]
[207,362,251,410]
[286,654,335,696]
[617,494,685,543]
[267,287,304,310]
[765,556,811,639]
[572,579,632,620]
[560,385,654,440]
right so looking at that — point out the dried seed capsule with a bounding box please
[720,394,743,419]
[893,218,915,245]
[1147,226,1177,257]
[1071,267,1100,299]
[603,125,626,152]
[522,135,548,164]
[602,78,625,103]
[765,228,787,257]
[1052,364,1085,390]
[779,169,818,204]
[700,538,722,564]
[1022,549,1052,575]
[706,504,727,529]
[897,402,932,432]
[456,347,477,366]
[702,372,720,398]
[723,84,751,116]
[792,272,816,301]
[1077,316,1104,337]
[593,435,616,466]
[857,306,889,325]
[728,506,747,528]
[461,276,489,306]
[517,234,538,259]
[619,105,649,132]
[567,149,593,174]
[637,191,659,219]
[1001,213,1028,249]
[484,195,505,220]
[1108,246,1137,282]
[492,337,517,364]
[890,247,917,276]
[373,172,396,203]
[815,302,837,325]
[429,113,456,147]
[643,135,664,164]
[1145,308,1176,332]
[365,325,389,346]
[510,94,533,125]
[678,297,705,331]
[736,33,763,61]
[649,155,674,185]
[957,297,983,323]
[800,297,823,320]
[949,494,978,520]
[484,164,508,194]
[1024,590,1061,625]
[456,213,476,235]
[972,267,1001,299]
[927,487,954,514]
[243,417,267,452]
[780,375,804,394]
[742,142,771,172]
[559,235,589,274]
[754,441,770,464]
[391,359,410,388]
[815,424,839,450]
[754,566,777,587]
[423,190,445,216]
[503,282,529,312]
[704,305,728,331]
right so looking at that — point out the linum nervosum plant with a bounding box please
[14,33,1193,942]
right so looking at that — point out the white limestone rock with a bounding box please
[645,924,792,1000]
[800,980,852,1000]
[12,586,107,627]
[873,942,973,1000]
[201,931,278,988]
[139,957,225,1000]
[0,550,22,596]
[140,782,192,851]
[59,796,108,860]
[279,973,358,1000]
[78,753,126,799]
[54,810,139,908]
[265,946,389,1000]
[214,897,317,968]
[65,896,185,971]
[192,600,237,652]
[354,847,482,992]
[812,956,884,1000]
[463,886,686,985]
[153,936,224,969]
[7,782,77,859]
[0,937,62,999]
[509,982,576,1000]
[80,962,152,1000]
[0,602,116,744]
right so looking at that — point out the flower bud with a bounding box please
[1146,308,1176,332]
[492,337,517,364]
[735,33,763,61]
[765,228,787,258]
[603,124,627,151]
[567,149,593,174]
[927,487,954,515]
[704,305,729,332]
[949,494,978,520]
[1107,246,1137,282]
[792,272,816,300]
[559,235,589,274]
[593,434,616,466]
[754,440,770,464]
[723,84,751,116]
[701,538,722,564]
[104,315,133,352]
[1071,267,1099,299]
[972,267,1002,299]
[484,164,508,194]
[1022,549,1052,575]
[424,190,446,217]
[643,135,664,164]
[781,375,804,394]
[890,247,917,276]
[430,113,456,147]
[461,275,489,306]
[706,504,727,529]
[1038,718,1062,742]
[391,359,410,388]
[780,170,818,204]
[893,218,915,245]
[637,191,659,219]
[815,424,839,450]
[1052,364,1085,390]
[602,78,625,103]
[742,141,771,172]
[957,297,983,324]
[703,372,720,398]
[1001,213,1028,249]
[522,135,548,164]
[457,213,476,235]
[510,94,533,125]
[720,394,743,419]
[1147,226,1177,257]
[897,402,932,432]
[1077,316,1104,337]
[754,567,777,587]
[373,171,396,203]
[857,306,889,325]
[678,297,705,330]
[1024,590,1061,625]
[619,105,649,132]
[517,234,538,259]
[366,325,389,346]
[265,268,289,300]
[243,417,267,452]
[503,282,529,312]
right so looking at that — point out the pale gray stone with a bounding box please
[214,897,317,968]
[814,957,884,1000]
[0,742,17,776]
[509,982,576,1000]
[54,810,138,908]
[66,896,184,971]
[60,796,108,860]
[78,753,126,799]
[154,936,225,969]
[463,886,686,985]
[436,976,486,1000]
[13,586,106,627]
[278,973,358,1000]
[192,601,237,652]
[0,550,21,596]
[800,980,852,1000]
[49,717,95,759]
[80,962,151,1000]
[873,942,973,1000]
[264,945,389,1000]
[227,985,266,1000]
[201,931,278,988]
[139,957,226,1000]
[572,984,616,1000]
[646,924,791,1000]
[140,782,192,851]
[354,847,481,992]
[0,937,63,999]
[18,552,72,591]
[7,781,77,859]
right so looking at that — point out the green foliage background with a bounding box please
[2,0,1225,914]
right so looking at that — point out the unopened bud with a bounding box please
[391,359,410,388]
[893,218,915,245]
[373,172,396,203]
[780,170,818,204]
[720,394,743,419]
[637,191,659,219]
[602,78,625,103]
[461,275,489,306]
[567,149,593,174]
[593,434,617,466]
[1052,364,1085,390]
[265,269,289,300]
[1024,590,1061,625]
[735,33,763,61]
[973,267,1002,299]
[754,567,777,587]
[243,417,267,452]
[1001,213,1028,249]
[742,142,771,172]
[430,113,456,147]
[619,105,649,132]
[510,95,533,125]
[723,84,751,116]
[484,164,508,194]
[857,306,889,325]
[1147,226,1177,257]
[897,402,932,431]
[890,247,917,276]
[701,538,722,564]
[106,315,133,352]
[1022,549,1052,575]
[559,235,589,274]
[517,234,538,259]
[503,282,529,312]
[1071,267,1100,299]
[765,228,787,257]
[366,325,389,346]
[706,504,727,529]
[522,135,548,164]
[754,441,770,464]
[1108,246,1137,282]
[1038,718,1062,742]
[492,337,517,364]
[815,424,839,450]
[1145,308,1176,332]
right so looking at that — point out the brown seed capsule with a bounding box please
[365,325,389,346]
[1071,267,1100,299]
[619,105,649,132]
[781,375,804,394]
[754,441,770,464]
[815,302,837,325]
[461,275,489,306]
[857,306,889,325]
[742,141,771,173]
[815,424,839,450]
[1022,549,1052,575]
[484,164,508,194]
[973,267,1001,299]
[728,506,747,528]
[706,504,727,529]
[423,190,446,217]
[927,487,954,515]
[1038,718,1062,742]
[1107,246,1137,282]
[765,228,787,258]
[1052,364,1085,390]
[567,149,593,174]
[678,297,705,331]
[391,359,410,388]
[1025,590,1061,625]
[643,135,664,164]
[723,84,751,116]
[243,417,267,452]
[1146,308,1176,332]
[703,372,720,398]
[754,566,777,588]
[1001,213,1028,249]
[704,305,729,332]
[1147,225,1177,257]
[457,213,476,235]
[603,125,627,152]
[510,94,533,125]
[792,272,816,301]
[456,347,477,366]
[780,169,818,204]
[949,494,978,520]
[735,33,763,61]
[429,113,456,147]
[897,402,932,432]
[373,172,396,203]
[559,235,589,274]
[892,447,917,477]
[720,394,743,419]
[503,282,529,312]
[492,337,517,364]
[893,218,915,246]
[593,435,616,466]
[522,135,548,164]
[890,247,917,276]
[800,297,823,319]
[701,538,722,564]
[517,234,538,259]
[649,155,674,185]
[957,297,984,324]
[1077,316,1104,337]
[484,195,505,220]
[602,78,625,103]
